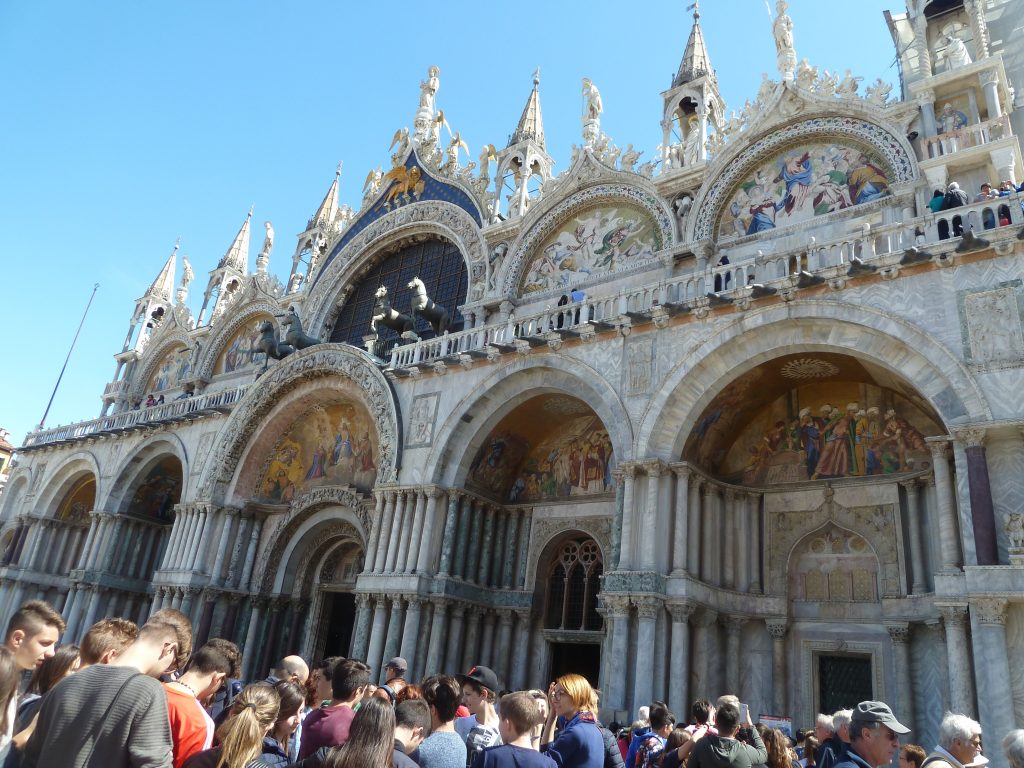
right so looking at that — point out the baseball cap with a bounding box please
[851,701,910,734]
[385,657,407,674]
[457,665,500,693]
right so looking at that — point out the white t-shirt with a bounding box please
[455,715,502,766]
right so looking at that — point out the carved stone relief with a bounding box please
[406,392,441,449]
[623,335,655,397]
[962,286,1024,365]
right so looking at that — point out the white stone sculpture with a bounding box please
[620,144,642,172]
[684,116,702,165]
[414,65,440,143]
[260,221,274,260]
[943,34,972,70]
[836,69,862,98]
[1007,513,1024,550]
[674,194,693,230]
[865,79,892,107]
[795,59,817,90]
[773,0,797,81]
[581,77,603,147]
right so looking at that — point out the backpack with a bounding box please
[635,734,665,768]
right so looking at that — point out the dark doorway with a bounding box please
[322,592,356,657]
[819,655,873,714]
[550,642,601,688]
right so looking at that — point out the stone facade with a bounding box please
[4,3,1024,761]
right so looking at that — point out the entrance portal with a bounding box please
[818,654,873,713]
[321,592,356,657]
[550,642,601,688]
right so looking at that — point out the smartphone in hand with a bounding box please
[739,703,750,724]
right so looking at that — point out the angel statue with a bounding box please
[390,127,411,163]
[441,132,470,175]
[479,144,497,180]
[943,33,972,70]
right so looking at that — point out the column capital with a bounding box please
[621,463,639,480]
[424,486,443,500]
[971,597,1008,626]
[723,487,738,503]
[723,615,748,634]
[597,593,631,618]
[926,438,950,460]
[693,607,719,628]
[765,618,788,639]
[885,622,911,644]
[899,479,920,493]
[666,600,696,623]
[936,602,969,626]
[610,469,624,485]
[671,464,691,480]
[405,594,424,609]
[449,603,466,619]
[643,459,665,478]
[632,596,662,619]
[354,593,372,610]
[497,610,514,627]
[513,607,532,624]
[955,427,988,448]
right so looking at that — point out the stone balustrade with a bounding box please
[923,114,1011,159]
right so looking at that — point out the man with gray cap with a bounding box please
[376,656,409,703]
[833,701,910,768]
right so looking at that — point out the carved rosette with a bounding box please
[765,618,788,639]
[971,597,1007,626]
[197,344,400,502]
[885,623,911,644]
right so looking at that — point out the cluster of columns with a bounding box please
[355,592,533,687]
[364,488,445,576]
[616,462,763,593]
[0,515,87,577]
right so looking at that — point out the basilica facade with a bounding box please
[4,0,1024,760]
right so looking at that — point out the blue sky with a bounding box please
[0,1,902,446]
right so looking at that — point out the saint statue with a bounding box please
[943,34,972,70]
[684,115,703,165]
[773,0,796,81]
[260,221,274,259]
[581,77,603,147]
[414,65,441,143]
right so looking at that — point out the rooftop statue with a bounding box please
[943,33,972,70]
[370,286,415,338]
[581,77,603,148]
[773,0,796,81]
[414,65,440,143]
[257,320,295,370]
[282,307,321,350]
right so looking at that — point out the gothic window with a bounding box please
[328,238,467,358]
[544,537,603,631]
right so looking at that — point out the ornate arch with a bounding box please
[192,302,280,381]
[0,473,30,522]
[526,520,611,593]
[131,333,194,401]
[305,201,487,334]
[253,487,369,593]
[104,434,189,514]
[197,344,400,503]
[689,115,917,242]
[637,300,991,462]
[33,451,102,518]
[500,181,675,299]
[425,355,634,487]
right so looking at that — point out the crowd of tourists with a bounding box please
[0,598,1021,768]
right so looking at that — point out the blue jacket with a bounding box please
[542,713,605,768]
[625,727,653,768]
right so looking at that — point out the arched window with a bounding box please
[328,238,467,357]
[545,537,603,631]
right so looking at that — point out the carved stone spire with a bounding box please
[310,162,342,230]
[218,207,252,273]
[197,208,253,325]
[145,240,178,302]
[509,68,545,149]
[673,2,716,88]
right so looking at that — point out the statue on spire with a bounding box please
[581,77,603,148]
[414,65,441,144]
[773,0,797,81]
[257,221,274,275]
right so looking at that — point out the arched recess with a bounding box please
[192,302,281,381]
[0,473,29,523]
[197,344,400,505]
[104,434,189,515]
[425,356,633,489]
[305,201,487,336]
[536,532,605,632]
[638,301,991,463]
[32,451,102,518]
[788,522,882,602]
[131,335,194,401]
[499,180,675,300]
[688,113,918,243]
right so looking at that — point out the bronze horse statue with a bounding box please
[257,320,295,370]
[407,277,451,335]
[282,308,321,350]
[370,286,415,336]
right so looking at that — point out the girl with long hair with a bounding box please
[0,647,21,754]
[260,681,306,766]
[182,683,280,768]
[763,728,797,768]
[322,696,395,768]
[540,673,605,768]
[16,643,80,731]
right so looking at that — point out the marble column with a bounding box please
[971,598,1013,740]
[478,508,496,585]
[495,611,513,685]
[671,466,689,574]
[211,507,239,585]
[238,516,263,592]
[351,594,372,660]
[365,597,389,677]
[364,491,386,570]
[462,608,482,670]
[886,624,914,730]
[701,486,716,583]
[445,605,466,674]
[687,478,702,576]
[386,492,408,573]
[610,471,624,570]
[690,608,718,701]
[667,601,694,720]
[490,511,508,588]
[242,598,266,680]
[399,596,423,667]
[453,498,472,579]
[373,492,396,573]
[509,610,530,690]
[722,490,736,590]
[632,596,660,711]
[76,514,101,570]
[960,429,998,565]
[928,441,961,570]
[259,600,285,677]
[515,510,532,588]
[901,481,927,593]
[748,493,762,593]
[724,616,747,695]
[415,488,442,574]
[479,611,497,665]
[639,462,662,571]
[437,492,461,576]
[735,493,750,592]
[425,599,449,675]
[618,466,637,569]
[399,491,424,573]
[501,511,519,589]
[766,619,788,716]
[466,504,484,584]
[196,592,217,646]
[382,598,405,678]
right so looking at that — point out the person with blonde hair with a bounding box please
[182,683,281,768]
[541,673,604,767]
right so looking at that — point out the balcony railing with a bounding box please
[23,384,250,448]
[924,115,1011,159]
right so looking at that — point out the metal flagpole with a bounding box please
[38,283,100,430]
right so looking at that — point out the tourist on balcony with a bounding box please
[942,183,968,210]
[145,394,157,408]
[927,189,945,214]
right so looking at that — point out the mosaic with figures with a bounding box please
[149,347,192,392]
[520,203,659,294]
[218,318,270,375]
[259,402,378,501]
[685,355,942,486]
[719,141,890,238]
[468,396,615,502]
